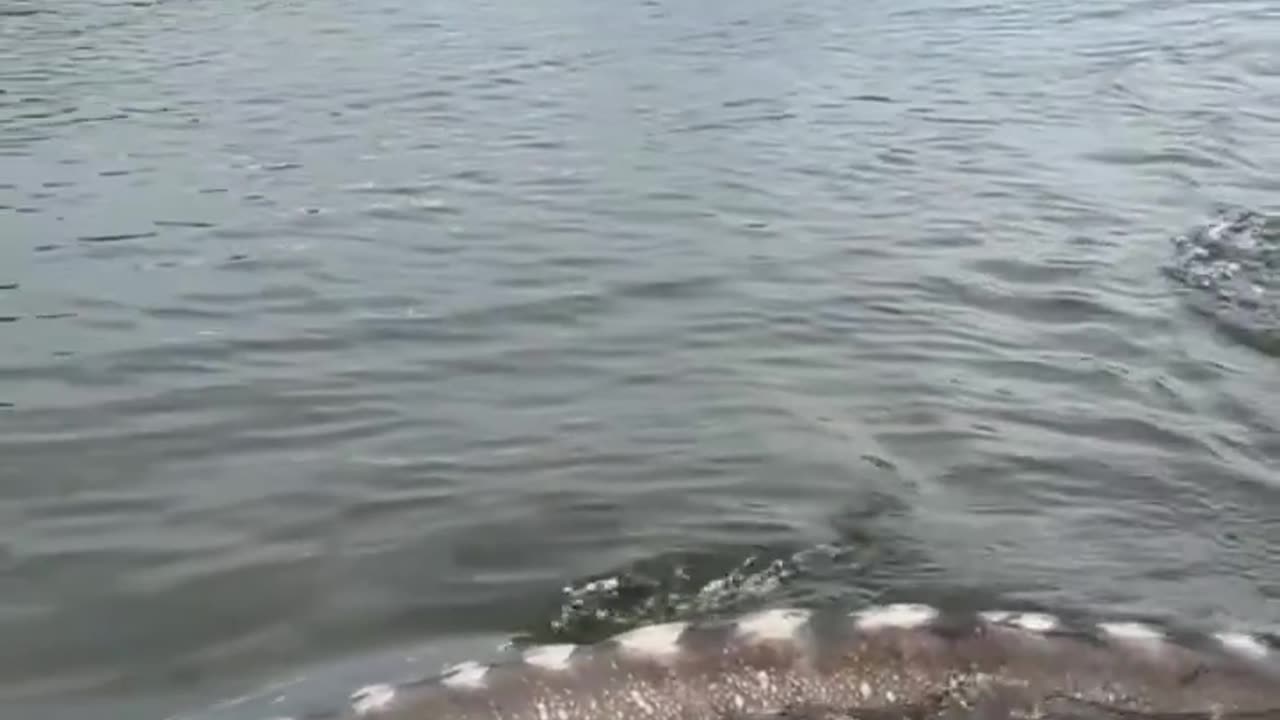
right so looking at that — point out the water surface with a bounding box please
[2,0,1280,718]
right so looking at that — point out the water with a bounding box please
[2,0,1280,717]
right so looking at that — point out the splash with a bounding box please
[539,550,802,642]
[1165,208,1280,354]
[528,537,936,647]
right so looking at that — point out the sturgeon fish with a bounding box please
[338,602,1280,720]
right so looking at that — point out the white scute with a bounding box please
[980,611,1058,632]
[1099,622,1164,642]
[735,608,811,642]
[852,603,938,630]
[614,622,688,658]
[524,644,578,670]
[1012,613,1059,632]
[979,611,1013,624]
[1214,632,1270,659]
[350,684,396,715]
[442,661,490,689]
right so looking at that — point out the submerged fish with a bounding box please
[339,603,1280,720]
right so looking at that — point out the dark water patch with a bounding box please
[76,231,158,244]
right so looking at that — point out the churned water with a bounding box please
[2,0,1279,717]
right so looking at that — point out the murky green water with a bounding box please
[2,0,1280,717]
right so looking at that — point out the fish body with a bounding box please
[343,603,1280,720]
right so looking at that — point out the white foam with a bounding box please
[613,621,688,658]
[442,661,490,689]
[1214,632,1270,659]
[523,644,578,671]
[852,603,938,630]
[350,684,396,715]
[1099,622,1164,642]
[735,608,811,642]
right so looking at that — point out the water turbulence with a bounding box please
[1165,209,1280,355]
[543,549,810,642]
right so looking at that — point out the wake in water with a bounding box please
[1165,208,1280,355]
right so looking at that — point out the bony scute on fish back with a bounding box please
[350,683,398,715]
[340,602,1280,719]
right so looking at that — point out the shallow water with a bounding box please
[2,0,1280,717]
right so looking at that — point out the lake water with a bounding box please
[2,0,1280,718]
